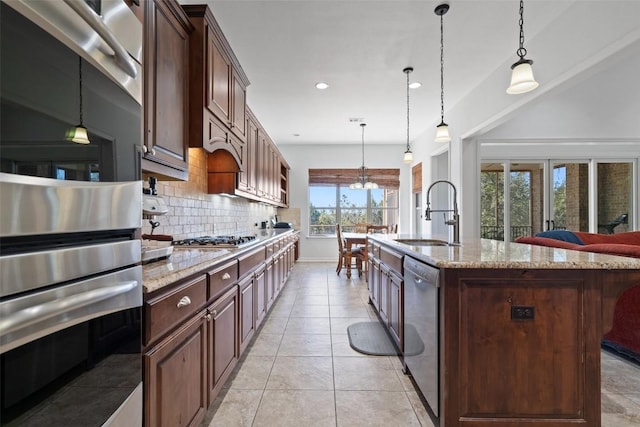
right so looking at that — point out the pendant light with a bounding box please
[506,0,539,94]
[69,57,90,144]
[434,3,451,143]
[349,123,378,190]
[402,67,413,164]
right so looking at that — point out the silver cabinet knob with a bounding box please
[205,313,212,321]
[142,145,148,153]
[176,296,191,308]
[211,309,217,317]
[151,148,156,156]
[222,273,231,280]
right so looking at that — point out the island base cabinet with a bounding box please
[144,310,208,427]
[208,286,239,405]
[442,269,601,426]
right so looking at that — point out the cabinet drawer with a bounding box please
[381,246,403,276]
[265,242,276,259]
[238,246,266,279]
[144,275,207,346]
[208,260,238,301]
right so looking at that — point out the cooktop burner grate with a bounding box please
[172,235,257,248]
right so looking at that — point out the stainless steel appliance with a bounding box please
[1,0,142,182]
[0,173,143,426]
[172,235,258,248]
[403,256,440,419]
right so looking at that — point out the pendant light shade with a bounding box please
[402,67,413,164]
[70,125,90,144]
[434,3,451,143]
[349,124,378,190]
[435,122,451,143]
[506,0,539,94]
[69,57,91,144]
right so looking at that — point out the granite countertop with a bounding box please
[368,234,640,270]
[142,229,297,293]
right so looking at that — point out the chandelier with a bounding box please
[349,123,378,190]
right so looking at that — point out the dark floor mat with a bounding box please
[347,321,399,356]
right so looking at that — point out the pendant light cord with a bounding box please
[406,69,410,151]
[440,11,445,124]
[361,124,366,182]
[517,0,527,59]
[78,57,84,126]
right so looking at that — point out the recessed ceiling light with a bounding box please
[409,82,422,89]
[315,82,329,90]
[293,133,300,137]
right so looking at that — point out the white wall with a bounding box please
[405,1,640,238]
[278,143,410,261]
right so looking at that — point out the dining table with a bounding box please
[342,232,368,278]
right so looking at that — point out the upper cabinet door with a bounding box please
[142,0,192,181]
[230,75,247,141]
[206,29,231,124]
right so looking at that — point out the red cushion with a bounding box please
[577,243,640,259]
[574,231,640,245]
[514,236,583,250]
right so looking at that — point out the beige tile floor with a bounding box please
[203,262,640,426]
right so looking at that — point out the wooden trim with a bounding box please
[412,163,422,193]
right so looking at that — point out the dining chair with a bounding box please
[354,223,368,233]
[336,224,365,276]
[366,224,391,234]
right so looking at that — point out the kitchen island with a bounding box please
[367,234,640,427]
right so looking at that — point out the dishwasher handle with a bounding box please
[404,257,440,288]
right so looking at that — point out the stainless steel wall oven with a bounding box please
[1,0,144,425]
[0,173,143,426]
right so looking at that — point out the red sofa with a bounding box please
[515,231,640,363]
[515,231,640,258]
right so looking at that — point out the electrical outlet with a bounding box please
[511,306,535,320]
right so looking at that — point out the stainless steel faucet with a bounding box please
[425,180,460,245]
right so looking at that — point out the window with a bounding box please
[308,168,400,236]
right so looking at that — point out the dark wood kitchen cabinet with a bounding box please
[143,275,208,427]
[238,273,255,354]
[183,5,249,164]
[142,0,192,181]
[367,243,403,350]
[235,107,291,207]
[207,285,239,405]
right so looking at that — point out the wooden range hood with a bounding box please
[207,149,242,194]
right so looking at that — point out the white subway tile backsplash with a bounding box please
[142,148,277,240]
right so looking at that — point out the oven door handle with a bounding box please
[0,281,138,335]
[62,0,138,78]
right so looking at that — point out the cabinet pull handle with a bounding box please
[205,313,212,321]
[222,273,231,280]
[211,309,217,317]
[177,296,191,308]
[142,145,148,154]
[151,148,156,156]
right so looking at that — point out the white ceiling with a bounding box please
[179,0,576,145]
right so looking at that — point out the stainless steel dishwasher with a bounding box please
[403,256,440,418]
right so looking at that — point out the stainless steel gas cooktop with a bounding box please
[172,235,257,248]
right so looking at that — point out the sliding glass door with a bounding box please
[481,160,599,241]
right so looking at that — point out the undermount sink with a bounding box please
[394,239,450,247]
